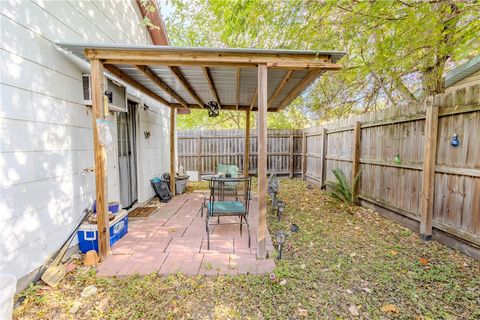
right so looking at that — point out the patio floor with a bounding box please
[97,192,275,277]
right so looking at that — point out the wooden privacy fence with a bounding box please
[177,83,480,258]
[304,83,480,258]
[177,129,304,177]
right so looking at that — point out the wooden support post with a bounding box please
[244,109,251,177]
[302,131,307,180]
[196,136,202,175]
[420,98,438,240]
[170,107,176,195]
[320,127,328,189]
[289,134,294,178]
[351,121,361,202]
[257,64,268,259]
[90,59,110,260]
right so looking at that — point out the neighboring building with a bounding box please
[1,0,171,288]
[445,55,480,93]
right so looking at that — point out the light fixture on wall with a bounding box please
[207,101,219,117]
[104,90,113,103]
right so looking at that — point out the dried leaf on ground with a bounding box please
[382,304,400,314]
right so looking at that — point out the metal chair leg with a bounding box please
[240,215,243,236]
[206,215,210,250]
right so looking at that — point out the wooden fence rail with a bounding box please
[177,83,480,259]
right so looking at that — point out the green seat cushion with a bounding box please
[207,201,246,215]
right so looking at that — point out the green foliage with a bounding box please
[165,0,480,127]
[139,0,160,30]
[326,168,359,204]
[177,104,311,129]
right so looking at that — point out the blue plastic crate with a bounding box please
[77,210,128,253]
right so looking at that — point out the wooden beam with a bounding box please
[136,65,188,108]
[420,98,438,240]
[85,48,335,68]
[90,59,110,260]
[278,70,323,110]
[236,67,241,110]
[168,66,205,108]
[302,131,307,180]
[104,64,170,106]
[320,127,328,189]
[250,88,257,111]
[268,70,293,108]
[170,107,176,195]
[257,64,268,260]
[202,67,221,107]
[289,133,294,178]
[171,103,263,111]
[244,109,251,177]
[351,121,361,203]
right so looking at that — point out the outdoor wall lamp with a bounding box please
[450,133,460,147]
[277,200,285,222]
[207,100,219,117]
[104,90,113,103]
[276,231,286,260]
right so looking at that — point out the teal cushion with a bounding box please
[207,201,246,215]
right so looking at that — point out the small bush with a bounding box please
[326,169,360,205]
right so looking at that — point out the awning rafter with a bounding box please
[168,66,205,108]
[268,70,293,108]
[136,65,188,108]
[104,64,170,106]
[202,66,222,108]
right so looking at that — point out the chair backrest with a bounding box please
[216,164,239,178]
[209,177,251,213]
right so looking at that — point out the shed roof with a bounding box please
[445,55,480,88]
[56,43,345,112]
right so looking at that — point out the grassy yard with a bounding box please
[15,179,480,319]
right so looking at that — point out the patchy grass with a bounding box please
[15,179,480,319]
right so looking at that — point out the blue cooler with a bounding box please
[77,209,128,253]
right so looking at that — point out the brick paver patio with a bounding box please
[97,192,275,277]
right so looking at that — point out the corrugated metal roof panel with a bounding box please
[55,42,345,111]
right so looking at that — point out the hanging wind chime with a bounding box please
[207,100,220,117]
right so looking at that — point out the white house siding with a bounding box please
[0,0,171,284]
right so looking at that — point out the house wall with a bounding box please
[0,0,171,285]
[445,70,480,93]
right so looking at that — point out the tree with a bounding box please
[165,0,480,127]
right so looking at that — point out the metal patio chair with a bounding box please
[202,177,252,250]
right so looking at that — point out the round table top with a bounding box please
[200,174,221,181]
[200,174,246,181]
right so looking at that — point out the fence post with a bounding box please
[302,131,307,180]
[320,127,328,189]
[420,97,438,240]
[289,133,294,178]
[196,136,202,176]
[351,121,361,202]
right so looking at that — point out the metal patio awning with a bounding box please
[56,43,345,112]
